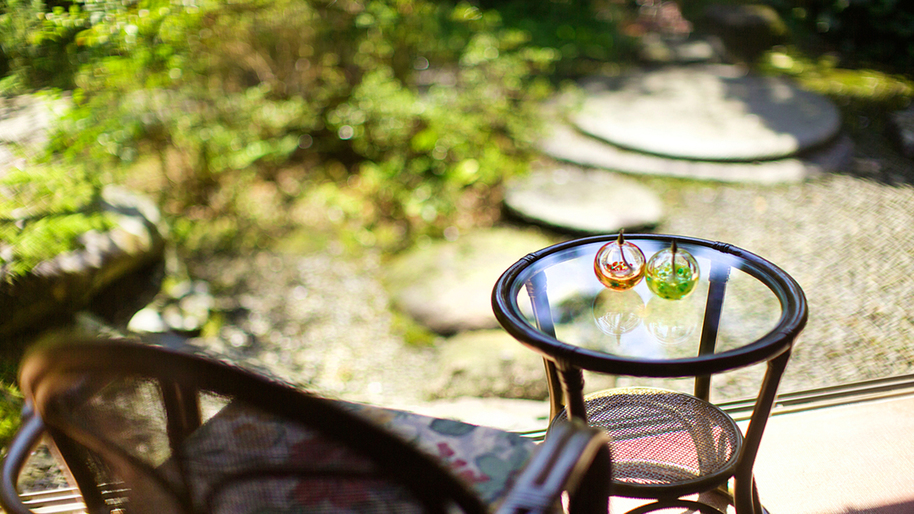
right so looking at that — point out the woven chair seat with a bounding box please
[556,387,742,495]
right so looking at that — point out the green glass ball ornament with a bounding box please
[645,241,700,300]
[594,232,646,291]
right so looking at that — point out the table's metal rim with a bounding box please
[492,234,809,377]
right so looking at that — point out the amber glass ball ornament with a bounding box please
[645,241,700,300]
[593,232,646,291]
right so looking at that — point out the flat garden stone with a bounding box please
[394,396,551,433]
[504,164,663,233]
[385,228,554,335]
[540,121,854,184]
[426,330,550,400]
[0,187,166,339]
[425,329,618,402]
[571,66,842,162]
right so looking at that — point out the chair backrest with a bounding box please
[17,337,489,514]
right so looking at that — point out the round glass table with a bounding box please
[492,234,808,514]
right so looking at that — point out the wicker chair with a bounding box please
[1,337,611,514]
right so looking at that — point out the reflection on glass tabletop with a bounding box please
[512,238,784,361]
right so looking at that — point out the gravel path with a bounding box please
[184,249,442,407]
[182,129,914,407]
[640,141,914,400]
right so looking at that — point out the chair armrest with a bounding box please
[1,406,47,514]
[496,420,611,514]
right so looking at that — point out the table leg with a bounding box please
[524,274,568,422]
[695,261,731,401]
[543,358,565,422]
[557,364,587,422]
[733,350,792,514]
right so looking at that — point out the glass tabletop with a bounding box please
[494,235,807,372]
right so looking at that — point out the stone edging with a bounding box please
[0,187,166,339]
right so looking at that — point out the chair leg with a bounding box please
[752,479,765,514]
[567,443,611,514]
[1,413,45,514]
[624,498,726,514]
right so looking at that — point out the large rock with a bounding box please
[571,66,842,162]
[385,228,554,335]
[697,4,789,64]
[0,187,166,340]
[504,164,663,234]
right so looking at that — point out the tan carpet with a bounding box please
[750,395,914,513]
[409,393,914,512]
[606,395,914,513]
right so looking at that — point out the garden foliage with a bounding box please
[777,0,914,75]
[0,0,83,90]
[1,0,630,254]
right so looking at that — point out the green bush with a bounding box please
[778,0,914,75]
[0,0,86,92]
[472,0,634,78]
[26,0,599,254]
[0,380,22,451]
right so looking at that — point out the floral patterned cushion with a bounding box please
[174,400,537,513]
[340,401,536,505]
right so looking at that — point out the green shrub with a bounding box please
[777,0,914,75]
[472,0,634,78]
[0,0,87,92]
[0,337,22,451]
[30,0,580,254]
[0,380,22,451]
[761,47,914,132]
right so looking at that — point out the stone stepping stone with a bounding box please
[571,65,842,162]
[423,329,618,404]
[385,228,554,335]
[426,330,550,400]
[504,164,663,234]
[393,395,551,433]
[540,121,854,184]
